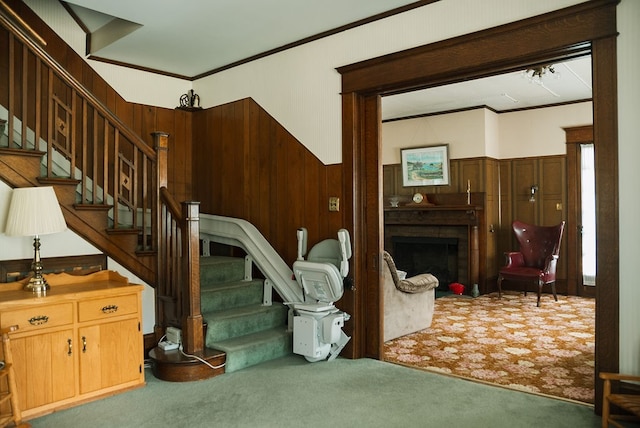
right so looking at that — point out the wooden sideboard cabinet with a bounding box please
[0,270,145,419]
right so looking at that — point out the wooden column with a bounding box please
[181,201,203,354]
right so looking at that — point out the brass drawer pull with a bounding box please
[67,338,72,356]
[82,336,87,353]
[101,304,118,314]
[28,315,49,325]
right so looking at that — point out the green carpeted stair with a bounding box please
[200,256,292,372]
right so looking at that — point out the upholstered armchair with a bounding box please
[497,220,565,307]
[382,251,439,342]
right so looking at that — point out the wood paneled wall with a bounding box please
[192,98,344,267]
[384,154,567,291]
[500,155,567,286]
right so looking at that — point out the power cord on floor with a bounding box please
[179,345,226,370]
[156,334,225,370]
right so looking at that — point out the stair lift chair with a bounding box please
[290,228,352,362]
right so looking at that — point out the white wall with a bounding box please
[617,0,640,374]
[381,109,487,164]
[193,0,586,165]
[17,0,640,373]
[381,102,592,165]
[498,102,593,159]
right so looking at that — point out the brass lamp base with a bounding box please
[24,236,49,295]
[24,274,49,294]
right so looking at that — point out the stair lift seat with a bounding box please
[291,228,352,362]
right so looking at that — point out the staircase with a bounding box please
[200,256,292,372]
[1,4,297,379]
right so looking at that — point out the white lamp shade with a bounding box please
[4,187,67,237]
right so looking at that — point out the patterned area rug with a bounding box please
[383,291,595,404]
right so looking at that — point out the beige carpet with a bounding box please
[383,291,595,404]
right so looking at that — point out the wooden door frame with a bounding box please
[565,125,597,298]
[338,0,618,412]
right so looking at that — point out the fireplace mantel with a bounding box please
[384,205,482,226]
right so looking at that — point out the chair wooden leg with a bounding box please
[551,281,558,302]
[602,378,611,428]
[497,275,503,298]
[537,279,542,307]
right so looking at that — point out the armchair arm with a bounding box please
[504,252,524,268]
[600,372,640,382]
[543,254,560,274]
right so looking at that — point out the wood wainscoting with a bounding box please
[383,154,568,295]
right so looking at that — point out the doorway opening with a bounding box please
[337,0,619,410]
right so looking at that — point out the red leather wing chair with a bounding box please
[497,220,565,307]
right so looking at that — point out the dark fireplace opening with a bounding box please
[391,236,458,291]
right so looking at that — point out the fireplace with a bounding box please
[391,236,458,291]
[384,200,482,292]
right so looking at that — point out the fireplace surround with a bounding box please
[384,196,484,293]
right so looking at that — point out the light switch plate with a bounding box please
[329,197,339,212]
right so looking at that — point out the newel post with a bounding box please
[182,201,203,354]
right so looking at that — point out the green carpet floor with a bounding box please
[30,355,601,428]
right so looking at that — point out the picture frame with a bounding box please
[401,144,450,187]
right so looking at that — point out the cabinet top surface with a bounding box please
[0,270,143,307]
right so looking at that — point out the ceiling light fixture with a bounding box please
[523,64,559,84]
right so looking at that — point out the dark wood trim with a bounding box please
[193,1,440,80]
[383,98,592,123]
[88,55,192,81]
[337,1,615,94]
[592,34,619,413]
[338,0,619,413]
[564,125,595,298]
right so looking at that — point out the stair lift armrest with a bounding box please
[337,229,352,277]
[297,228,308,261]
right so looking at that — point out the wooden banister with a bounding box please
[2,7,203,354]
[1,9,163,281]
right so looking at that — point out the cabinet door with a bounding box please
[11,329,76,410]
[79,318,142,394]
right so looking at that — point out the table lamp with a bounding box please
[4,186,67,294]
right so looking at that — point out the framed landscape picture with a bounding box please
[401,144,450,187]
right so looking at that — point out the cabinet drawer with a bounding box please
[1,303,74,332]
[78,293,138,322]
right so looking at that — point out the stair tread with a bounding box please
[200,256,244,266]
[203,302,286,321]
[201,278,262,291]
[210,327,290,351]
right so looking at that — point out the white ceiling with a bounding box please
[382,56,592,120]
[64,0,420,76]
[62,1,592,120]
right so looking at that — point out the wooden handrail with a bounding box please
[0,0,46,46]
[160,187,182,220]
